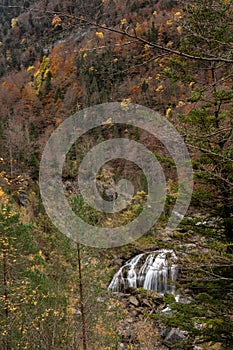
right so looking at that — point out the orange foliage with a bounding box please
[50,44,65,75]
[130,84,141,96]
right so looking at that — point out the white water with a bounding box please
[108,249,178,296]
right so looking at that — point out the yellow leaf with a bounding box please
[27,65,35,73]
[52,15,62,28]
[166,19,173,26]
[177,100,185,107]
[166,41,173,48]
[103,118,112,125]
[163,67,171,73]
[120,18,127,25]
[177,26,182,34]
[166,107,172,118]
[38,250,45,260]
[174,11,182,19]
[135,22,141,32]
[96,31,104,39]
[156,85,164,92]
[11,18,18,29]
[120,98,132,110]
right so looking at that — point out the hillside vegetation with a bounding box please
[0,0,232,349]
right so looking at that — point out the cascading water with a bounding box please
[108,249,178,296]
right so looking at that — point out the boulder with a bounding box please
[129,295,139,307]
[142,298,152,308]
[18,190,29,206]
[164,328,186,346]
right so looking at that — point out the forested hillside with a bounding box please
[0,0,232,349]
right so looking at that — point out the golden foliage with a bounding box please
[174,11,182,19]
[11,18,18,29]
[96,31,104,39]
[52,15,62,29]
[177,100,185,107]
[166,19,173,26]
[177,26,182,34]
[166,107,172,118]
[120,98,132,110]
[120,18,127,25]
[33,56,51,92]
[156,84,164,92]
[26,65,35,73]
[0,186,8,207]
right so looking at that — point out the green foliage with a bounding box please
[146,21,158,42]
[160,288,233,348]
[174,0,233,240]
[70,194,105,226]
[0,202,65,349]
[77,48,133,105]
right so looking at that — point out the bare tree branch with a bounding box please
[187,143,233,162]
[32,9,233,63]
[109,53,170,77]
[75,17,233,63]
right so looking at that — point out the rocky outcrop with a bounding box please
[110,287,174,349]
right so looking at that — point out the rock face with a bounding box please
[108,249,178,296]
[112,288,170,349]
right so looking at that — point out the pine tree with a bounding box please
[169,0,233,239]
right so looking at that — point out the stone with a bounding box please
[114,258,124,266]
[161,328,170,338]
[18,190,29,206]
[142,298,152,307]
[125,317,134,323]
[152,291,164,302]
[164,328,186,346]
[129,295,139,307]
[96,296,106,303]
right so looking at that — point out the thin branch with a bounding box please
[77,244,87,350]
[183,264,233,269]
[204,169,233,187]
[32,9,233,63]
[109,52,170,77]
[181,23,233,49]
[78,18,233,63]
[193,128,233,139]
[0,5,22,8]
[82,40,138,52]
[198,268,233,281]
[187,143,233,162]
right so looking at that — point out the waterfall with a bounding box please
[108,249,178,295]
